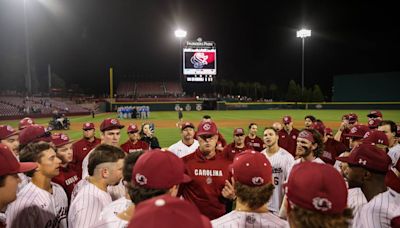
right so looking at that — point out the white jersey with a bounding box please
[99,197,132,220]
[17,173,30,192]
[348,187,367,217]
[354,188,400,228]
[68,181,113,228]
[6,182,68,228]
[388,143,400,167]
[81,149,94,179]
[168,140,199,158]
[261,147,294,213]
[71,177,125,202]
[211,210,289,228]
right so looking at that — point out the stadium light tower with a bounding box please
[296,29,311,96]
[24,0,32,94]
[175,29,187,85]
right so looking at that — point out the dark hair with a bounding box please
[264,127,277,134]
[315,119,324,124]
[202,115,211,120]
[19,142,55,177]
[88,144,126,176]
[304,115,316,122]
[248,123,257,129]
[379,120,397,133]
[235,182,274,210]
[123,151,145,183]
[126,183,168,205]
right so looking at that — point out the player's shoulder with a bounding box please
[278,147,294,158]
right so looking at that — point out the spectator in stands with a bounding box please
[140,123,160,149]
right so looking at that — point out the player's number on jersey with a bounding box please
[274,177,279,185]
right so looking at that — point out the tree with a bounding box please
[259,84,267,99]
[312,84,324,101]
[227,80,235,95]
[237,82,246,95]
[253,82,261,99]
[286,80,301,101]
[269,83,278,100]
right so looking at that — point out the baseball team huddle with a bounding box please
[0,110,399,228]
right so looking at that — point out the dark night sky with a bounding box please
[0,0,399,95]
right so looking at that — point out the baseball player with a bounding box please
[6,142,68,228]
[18,124,52,150]
[362,129,389,150]
[223,128,252,161]
[367,110,383,129]
[292,128,325,165]
[285,162,352,228]
[18,117,35,130]
[277,115,300,157]
[337,144,391,219]
[0,125,19,157]
[71,122,101,178]
[379,120,400,166]
[51,133,81,202]
[68,144,125,228]
[244,123,264,152]
[120,123,149,154]
[261,127,294,214]
[0,144,37,227]
[179,121,233,220]
[212,150,289,227]
[128,195,212,228]
[168,122,199,158]
[343,124,370,150]
[334,113,358,150]
[304,115,316,129]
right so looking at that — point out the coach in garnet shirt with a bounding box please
[180,121,232,220]
[278,116,300,157]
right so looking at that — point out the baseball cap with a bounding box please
[282,115,292,124]
[132,149,191,189]
[336,143,391,173]
[310,122,325,136]
[368,118,382,129]
[100,118,124,132]
[231,150,272,186]
[181,122,195,131]
[127,124,139,133]
[348,113,358,124]
[19,125,52,146]
[51,133,73,148]
[286,162,347,214]
[196,121,218,136]
[82,122,95,130]
[128,195,211,228]
[233,128,245,136]
[391,216,400,228]
[18,117,35,130]
[343,124,369,138]
[0,143,37,176]
[367,110,383,118]
[324,127,333,136]
[0,125,18,140]
[297,130,315,143]
[362,130,389,147]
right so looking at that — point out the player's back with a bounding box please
[211,210,289,228]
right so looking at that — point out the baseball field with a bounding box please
[1,109,399,148]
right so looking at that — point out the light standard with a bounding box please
[23,0,32,94]
[174,29,187,85]
[296,29,311,96]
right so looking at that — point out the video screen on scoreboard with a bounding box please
[183,49,216,75]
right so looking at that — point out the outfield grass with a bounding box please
[1,110,399,148]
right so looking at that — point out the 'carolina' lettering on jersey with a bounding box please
[194,169,223,176]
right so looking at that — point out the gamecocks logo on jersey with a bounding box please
[245,215,256,224]
[312,197,332,211]
[135,173,147,185]
[203,123,211,131]
[252,177,264,185]
[206,177,213,184]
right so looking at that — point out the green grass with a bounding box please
[1,110,399,148]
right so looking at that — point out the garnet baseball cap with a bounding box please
[231,150,272,186]
[100,118,124,132]
[18,117,35,130]
[19,125,52,146]
[82,122,95,130]
[0,125,18,140]
[132,149,191,189]
[367,110,383,118]
[310,122,325,136]
[127,124,139,133]
[324,127,333,136]
[196,121,218,136]
[285,162,348,214]
[282,115,292,124]
[362,130,389,147]
[297,130,315,143]
[181,122,195,131]
[128,195,211,228]
[233,128,245,136]
[51,133,73,148]
[336,143,391,173]
[368,118,382,129]
[391,216,400,228]
[343,124,369,138]
[348,113,358,124]
[0,143,37,176]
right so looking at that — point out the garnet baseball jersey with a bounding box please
[321,138,347,165]
[71,137,101,178]
[339,128,351,150]
[179,149,232,220]
[348,187,367,217]
[6,182,68,228]
[211,210,289,228]
[222,142,252,161]
[244,135,264,152]
[68,181,112,228]
[261,147,294,213]
[52,165,81,202]
[354,188,400,228]
[168,139,199,158]
[277,128,300,157]
[120,140,149,154]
